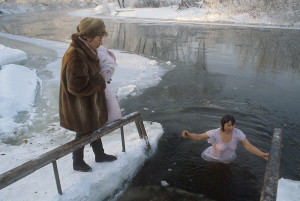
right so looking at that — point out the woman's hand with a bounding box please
[242,138,270,161]
[261,153,269,161]
[107,50,116,62]
[182,130,190,139]
[182,130,209,141]
[99,73,105,78]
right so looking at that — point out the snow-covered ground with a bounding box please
[0,1,300,200]
[70,5,300,29]
[1,0,299,28]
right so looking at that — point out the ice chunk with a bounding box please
[0,64,41,133]
[161,180,169,187]
[117,84,136,100]
[0,44,27,66]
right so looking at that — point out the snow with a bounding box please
[1,1,299,28]
[277,178,300,201]
[0,1,300,201]
[0,120,164,201]
[117,84,136,100]
[0,44,27,66]
[69,5,300,30]
[0,64,41,134]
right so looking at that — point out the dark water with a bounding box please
[105,20,300,201]
[1,10,300,201]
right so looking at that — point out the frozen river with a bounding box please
[1,9,300,201]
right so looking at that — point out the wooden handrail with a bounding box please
[260,128,283,201]
[0,112,150,194]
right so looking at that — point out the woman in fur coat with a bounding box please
[59,17,117,172]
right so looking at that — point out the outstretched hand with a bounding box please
[182,130,190,139]
[262,153,269,161]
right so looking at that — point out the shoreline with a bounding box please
[1,6,299,31]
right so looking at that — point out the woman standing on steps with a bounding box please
[59,17,117,172]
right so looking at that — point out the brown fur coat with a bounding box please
[59,34,108,134]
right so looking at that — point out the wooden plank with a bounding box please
[260,128,283,201]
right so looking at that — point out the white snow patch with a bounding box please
[0,44,27,66]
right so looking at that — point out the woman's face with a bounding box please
[224,121,235,133]
[87,35,103,51]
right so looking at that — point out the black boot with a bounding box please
[91,138,117,162]
[73,147,92,172]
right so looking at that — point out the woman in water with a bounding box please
[182,114,269,163]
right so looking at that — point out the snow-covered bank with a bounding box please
[0,64,41,134]
[69,6,300,30]
[1,0,299,28]
[0,120,164,201]
[0,32,172,200]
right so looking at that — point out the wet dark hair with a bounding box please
[220,114,235,131]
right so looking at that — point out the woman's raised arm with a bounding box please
[182,130,209,141]
[241,138,269,160]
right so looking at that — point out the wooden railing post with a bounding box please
[135,119,144,139]
[52,161,62,195]
[120,126,125,152]
[135,117,151,150]
[260,128,283,201]
[138,117,151,150]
